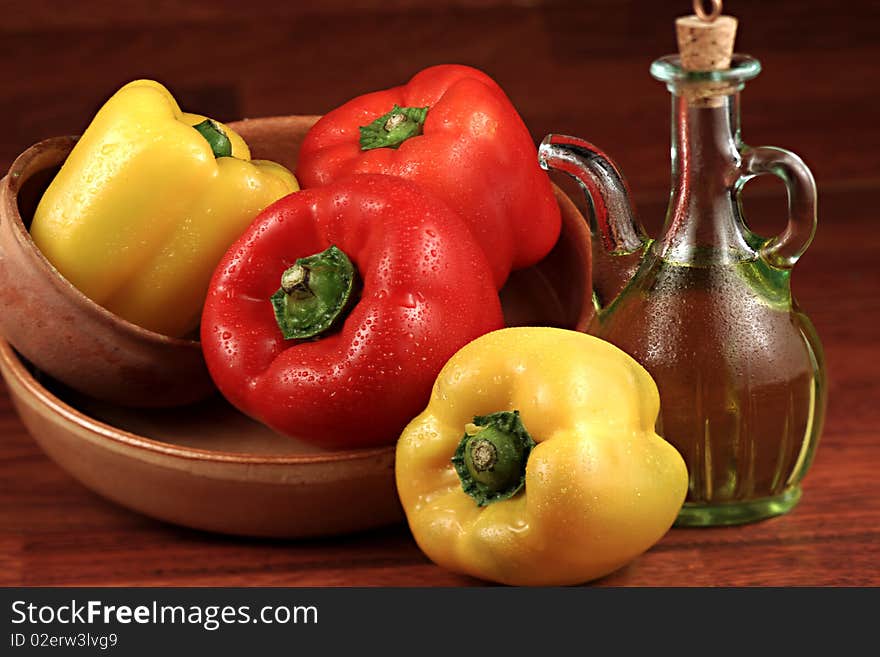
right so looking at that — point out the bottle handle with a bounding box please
[738,145,818,269]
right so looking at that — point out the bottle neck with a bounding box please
[656,91,755,264]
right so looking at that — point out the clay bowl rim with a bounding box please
[0,335,393,466]
[1,136,202,350]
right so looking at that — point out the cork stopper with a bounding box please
[675,1,739,106]
[677,16,738,71]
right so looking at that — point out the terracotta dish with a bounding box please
[0,115,592,538]
[0,137,215,407]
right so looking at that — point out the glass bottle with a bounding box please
[539,54,827,526]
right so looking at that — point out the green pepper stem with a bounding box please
[452,410,536,507]
[359,105,429,151]
[193,119,232,158]
[270,245,359,340]
[281,263,312,299]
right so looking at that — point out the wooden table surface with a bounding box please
[1,0,878,587]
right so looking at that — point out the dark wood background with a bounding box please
[1,0,878,586]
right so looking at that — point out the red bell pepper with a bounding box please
[295,64,561,289]
[201,174,504,448]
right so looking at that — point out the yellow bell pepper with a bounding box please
[395,327,688,586]
[30,79,298,338]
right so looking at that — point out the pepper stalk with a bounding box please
[452,410,536,506]
[359,105,429,151]
[192,118,233,158]
[270,245,360,340]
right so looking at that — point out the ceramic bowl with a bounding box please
[0,337,402,538]
[0,114,592,538]
[0,115,328,408]
[0,137,215,407]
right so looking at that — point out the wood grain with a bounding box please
[1,0,878,586]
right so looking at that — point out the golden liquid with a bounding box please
[591,251,826,512]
